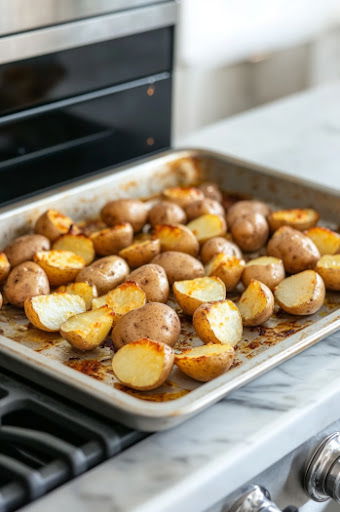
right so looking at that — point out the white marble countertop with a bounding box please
[23,82,340,512]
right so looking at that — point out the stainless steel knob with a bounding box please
[228,485,281,512]
[304,431,340,502]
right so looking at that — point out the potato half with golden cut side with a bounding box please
[34,209,73,242]
[238,280,274,326]
[112,338,174,391]
[200,237,242,264]
[193,300,243,346]
[92,281,146,323]
[90,223,133,256]
[206,254,245,292]
[315,255,340,291]
[268,208,319,232]
[187,214,227,243]
[148,201,187,227]
[101,199,148,232]
[185,198,225,221]
[52,234,95,265]
[4,234,50,267]
[75,256,129,296]
[162,186,204,208]
[60,305,114,351]
[274,270,325,315]
[34,250,85,286]
[199,182,223,203]
[56,282,97,310]
[0,252,10,283]
[173,276,226,316]
[241,256,285,290]
[305,226,340,255]
[175,343,234,382]
[24,293,86,332]
[119,239,160,268]
[153,224,199,256]
[152,251,204,284]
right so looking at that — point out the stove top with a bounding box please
[0,369,146,511]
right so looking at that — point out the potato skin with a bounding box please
[230,212,269,251]
[226,200,271,226]
[111,302,181,350]
[241,257,285,290]
[148,201,186,226]
[90,223,133,256]
[127,264,169,303]
[267,226,320,274]
[315,255,340,290]
[76,256,129,295]
[0,252,11,283]
[185,198,225,221]
[175,344,234,382]
[101,199,148,232]
[199,182,223,203]
[4,234,50,267]
[238,280,274,326]
[4,261,50,308]
[119,239,161,268]
[34,209,73,241]
[152,251,204,284]
[200,237,242,264]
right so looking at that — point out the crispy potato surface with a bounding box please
[56,282,97,310]
[305,227,340,255]
[274,270,325,315]
[187,214,227,243]
[119,239,161,267]
[193,300,243,346]
[315,254,340,290]
[153,224,199,256]
[90,223,133,256]
[268,208,319,231]
[241,256,285,290]
[175,343,234,382]
[152,251,204,284]
[34,209,73,241]
[173,276,226,315]
[92,281,146,321]
[205,254,245,291]
[52,234,95,264]
[162,186,204,208]
[238,280,274,326]
[34,250,85,286]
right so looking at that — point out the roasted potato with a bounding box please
[226,200,271,226]
[175,343,234,382]
[52,234,95,265]
[34,209,73,241]
[101,199,148,232]
[127,264,169,303]
[153,224,199,256]
[267,226,320,274]
[90,223,133,256]
[199,182,223,203]
[24,293,86,332]
[241,256,285,290]
[92,281,146,322]
[111,302,181,350]
[162,186,204,208]
[315,254,340,290]
[152,251,204,284]
[200,237,242,264]
[173,276,226,315]
[205,254,245,291]
[230,212,269,252]
[305,226,340,255]
[119,239,160,268]
[238,280,274,326]
[0,252,10,283]
[187,214,227,243]
[34,250,85,286]
[193,300,243,346]
[275,270,325,315]
[112,338,174,391]
[56,282,97,310]
[4,234,50,267]
[148,201,187,227]
[268,208,319,232]
[60,305,113,351]
[0,291,3,309]
[185,199,225,221]
[4,262,50,308]
[75,255,129,295]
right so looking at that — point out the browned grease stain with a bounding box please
[65,359,106,381]
[114,383,190,402]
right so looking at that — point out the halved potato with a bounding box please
[60,305,114,351]
[175,343,234,382]
[185,198,225,221]
[200,237,242,264]
[241,256,285,290]
[75,255,129,295]
[119,239,160,268]
[52,234,95,264]
[162,186,204,208]
[112,338,174,390]
[0,252,10,283]
[34,209,73,241]
[315,254,340,290]
[56,282,97,310]
[238,280,274,326]
[193,300,243,346]
[305,227,340,255]
[92,281,146,322]
[173,276,226,315]
[153,224,199,256]
[268,208,319,231]
[205,254,245,291]
[187,214,227,243]
[34,250,85,286]
[90,223,133,256]
[24,293,86,332]
[274,270,325,315]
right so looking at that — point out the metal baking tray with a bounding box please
[0,149,339,431]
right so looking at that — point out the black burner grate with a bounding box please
[0,371,146,511]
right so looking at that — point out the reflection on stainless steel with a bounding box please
[228,485,281,512]
[0,2,177,65]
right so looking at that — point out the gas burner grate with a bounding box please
[0,371,146,512]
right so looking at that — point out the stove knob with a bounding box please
[304,431,340,502]
[228,485,281,512]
